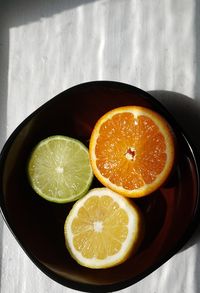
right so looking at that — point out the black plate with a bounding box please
[0,81,199,292]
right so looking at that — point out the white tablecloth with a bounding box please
[0,0,200,292]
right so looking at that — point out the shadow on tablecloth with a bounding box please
[0,4,9,288]
[0,0,100,288]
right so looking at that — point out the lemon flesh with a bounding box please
[28,135,93,203]
[64,188,143,268]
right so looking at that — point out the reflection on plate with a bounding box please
[0,81,199,292]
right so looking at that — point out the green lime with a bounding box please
[27,135,93,203]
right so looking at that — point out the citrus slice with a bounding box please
[28,135,93,203]
[89,106,175,198]
[64,187,143,268]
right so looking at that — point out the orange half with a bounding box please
[89,106,175,197]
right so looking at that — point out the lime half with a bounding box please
[28,135,93,203]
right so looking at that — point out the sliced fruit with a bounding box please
[64,187,143,269]
[27,135,93,203]
[89,106,175,197]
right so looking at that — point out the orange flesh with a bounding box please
[95,112,167,190]
[71,196,129,259]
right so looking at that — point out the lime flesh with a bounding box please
[28,135,93,203]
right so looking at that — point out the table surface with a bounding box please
[1,0,200,292]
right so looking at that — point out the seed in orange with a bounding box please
[89,106,175,197]
[64,188,143,269]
